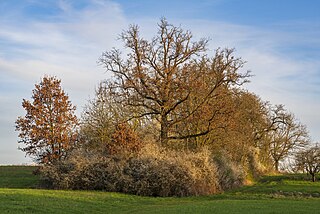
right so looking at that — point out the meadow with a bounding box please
[0,166,319,213]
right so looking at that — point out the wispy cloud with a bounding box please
[0,0,128,164]
[0,0,128,90]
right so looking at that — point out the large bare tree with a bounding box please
[15,76,78,164]
[99,19,250,145]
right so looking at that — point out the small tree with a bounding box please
[80,82,142,155]
[295,145,320,182]
[80,82,120,151]
[15,76,78,164]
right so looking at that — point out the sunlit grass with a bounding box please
[232,174,320,196]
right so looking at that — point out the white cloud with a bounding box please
[0,0,128,96]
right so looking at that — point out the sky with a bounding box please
[0,0,319,165]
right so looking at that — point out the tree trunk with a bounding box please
[311,173,316,182]
[274,160,279,172]
[160,114,169,146]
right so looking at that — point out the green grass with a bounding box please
[230,174,320,197]
[0,166,320,213]
[0,165,39,188]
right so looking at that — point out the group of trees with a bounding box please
[16,19,319,194]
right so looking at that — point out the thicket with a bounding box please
[40,142,246,196]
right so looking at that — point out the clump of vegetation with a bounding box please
[213,153,245,191]
[16,18,315,197]
[40,143,225,196]
[109,123,143,155]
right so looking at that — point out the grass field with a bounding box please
[0,166,39,188]
[0,166,319,213]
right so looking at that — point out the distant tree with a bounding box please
[295,145,320,182]
[266,105,309,171]
[15,76,78,164]
[99,18,250,145]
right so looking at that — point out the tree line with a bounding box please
[15,19,319,196]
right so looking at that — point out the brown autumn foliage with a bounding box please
[109,123,142,155]
[205,91,272,168]
[15,76,78,164]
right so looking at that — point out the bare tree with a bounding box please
[295,145,320,182]
[15,76,78,164]
[99,18,250,145]
[266,105,309,171]
[80,82,123,150]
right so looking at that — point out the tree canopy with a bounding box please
[99,18,250,145]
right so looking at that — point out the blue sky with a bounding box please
[1,0,320,164]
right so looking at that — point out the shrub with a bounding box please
[138,143,220,195]
[213,152,245,191]
[39,143,221,196]
[123,157,194,196]
[39,162,75,189]
[246,147,270,178]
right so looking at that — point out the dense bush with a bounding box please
[39,161,75,189]
[213,152,245,190]
[39,143,223,196]
[137,143,220,196]
[123,157,194,196]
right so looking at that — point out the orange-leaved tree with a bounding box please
[15,76,78,164]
